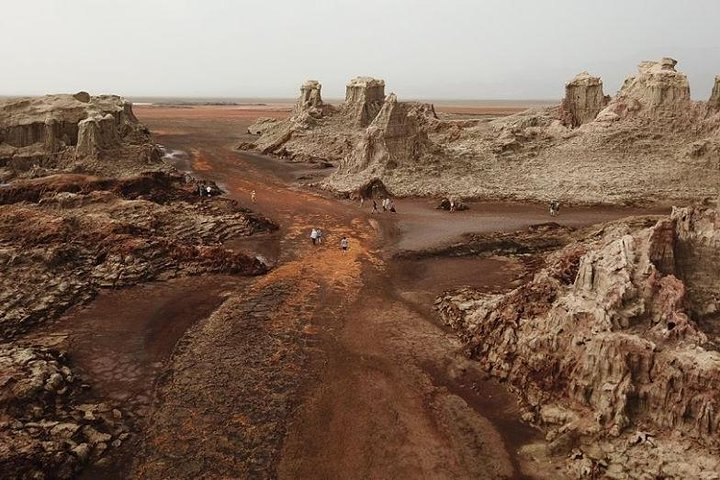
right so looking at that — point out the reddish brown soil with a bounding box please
[45,105,664,479]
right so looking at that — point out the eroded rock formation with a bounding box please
[343,76,386,127]
[245,77,437,171]
[607,57,691,113]
[560,71,608,127]
[0,93,159,181]
[437,208,720,477]
[338,93,437,176]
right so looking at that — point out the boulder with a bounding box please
[560,71,608,127]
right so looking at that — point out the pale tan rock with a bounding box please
[343,76,386,127]
[613,57,691,109]
[297,80,323,112]
[560,71,608,127]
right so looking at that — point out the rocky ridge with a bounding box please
[436,207,720,478]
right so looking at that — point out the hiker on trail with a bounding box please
[389,199,397,213]
[371,199,378,214]
[198,183,205,197]
[251,190,256,203]
[310,228,318,245]
[316,228,324,245]
[449,200,456,213]
[206,185,212,196]
[340,236,349,253]
[549,200,560,216]
[382,198,389,212]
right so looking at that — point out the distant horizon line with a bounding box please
[0,94,561,105]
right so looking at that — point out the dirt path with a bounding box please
[89,106,665,479]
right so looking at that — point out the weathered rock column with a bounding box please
[561,71,608,127]
[344,77,386,127]
[297,80,323,112]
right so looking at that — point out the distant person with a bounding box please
[340,236,349,253]
[382,198,389,212]
[251,190,256,203]
[206,185,212,196]
[389,199,397,213]
[549,200,560,216]
[316,228,324,245]
[310,228,318,245]
[198,183,205,197]
[449,200,456,213]
[359,196,365,207]
[371,200,378,214]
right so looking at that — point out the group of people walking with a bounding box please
[366,197,396,214]
[310,228,349,253]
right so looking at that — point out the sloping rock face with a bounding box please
[437,209,720,477]
[560,71,608,127]
[0,93,160,181]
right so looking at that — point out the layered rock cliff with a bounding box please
[437,208,720,477]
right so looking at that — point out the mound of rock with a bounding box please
[0,93,161,181]
[437,208,720,477]
[0,345,127,479]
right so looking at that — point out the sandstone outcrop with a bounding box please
[0,93,160,180]
[560,71,608,127]
[437,208,720,477]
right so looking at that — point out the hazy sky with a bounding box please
[2,0,719,100]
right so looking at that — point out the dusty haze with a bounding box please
[1,0,719,99]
